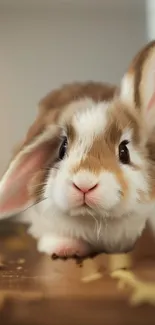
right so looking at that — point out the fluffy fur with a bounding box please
[22,97,154,255]
[1,42,155,256]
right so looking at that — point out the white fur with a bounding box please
[37,235,91,256]
[120,74,135,106]
[120,128,132,144]
[73,101,108,138]
[20,98,155,255]
[96,171,121,210]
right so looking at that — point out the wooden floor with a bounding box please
[0,221,155,325]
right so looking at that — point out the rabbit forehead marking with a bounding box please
[65,100,110,163]
[69,101,119,171]
[72,100,109,138]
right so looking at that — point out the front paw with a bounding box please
[37,235,91,258]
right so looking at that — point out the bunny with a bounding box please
[0,41,155,257]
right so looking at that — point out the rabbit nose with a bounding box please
[73,183,98,193]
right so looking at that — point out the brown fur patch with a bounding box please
[66,124,76,144]
[39,82,117,113]
[14,82,117,156]
[105,101,141,146]
[72,134,128,198]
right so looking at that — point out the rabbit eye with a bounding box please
[59,137,68,160]
[119,140,130,164]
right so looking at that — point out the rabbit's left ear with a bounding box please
[120,41,155,132]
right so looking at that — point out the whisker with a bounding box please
[43,165,59,171]
[87,203,103,241]
[22,197,48,214]
[97,217,102,241]
[90,213,98,235]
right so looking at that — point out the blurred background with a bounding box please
[0,0,154,176]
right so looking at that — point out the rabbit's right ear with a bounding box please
[0,85,68,219]
[0,125,61,219]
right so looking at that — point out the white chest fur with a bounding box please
[20,200,153,254]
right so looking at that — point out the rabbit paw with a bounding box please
[37,235,91,258]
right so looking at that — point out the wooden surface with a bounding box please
[0,221,155,325]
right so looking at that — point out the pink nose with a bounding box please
[73,183,98,193]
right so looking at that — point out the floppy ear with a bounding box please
[0,83,77,219]
[0,125,61,219]
[120,40,155,132]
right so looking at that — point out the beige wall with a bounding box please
[0,3,147,175]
